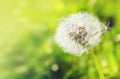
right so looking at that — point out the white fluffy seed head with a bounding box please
[55,12,107,56]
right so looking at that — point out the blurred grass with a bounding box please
[0,0,120,79]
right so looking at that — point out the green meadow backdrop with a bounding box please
[0,0,120,79]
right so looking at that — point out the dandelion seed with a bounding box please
[115,34,120,42]
[51,64,59,72]
[55,12,107,56]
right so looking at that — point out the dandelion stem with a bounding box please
[90,51,105,79]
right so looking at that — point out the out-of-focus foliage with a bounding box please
[0,0,120,79]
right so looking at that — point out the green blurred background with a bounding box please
[0,0,120,79]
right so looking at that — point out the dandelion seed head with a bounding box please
[55,12,107,56]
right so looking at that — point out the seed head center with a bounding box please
[69,26,87,43]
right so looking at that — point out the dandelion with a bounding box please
[55,12,107,79]
[55,12,107,56]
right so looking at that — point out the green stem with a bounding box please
[90,52,105,79]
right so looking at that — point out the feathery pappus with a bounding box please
[55,12,107,56]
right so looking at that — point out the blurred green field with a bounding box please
[0,0,120,79]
